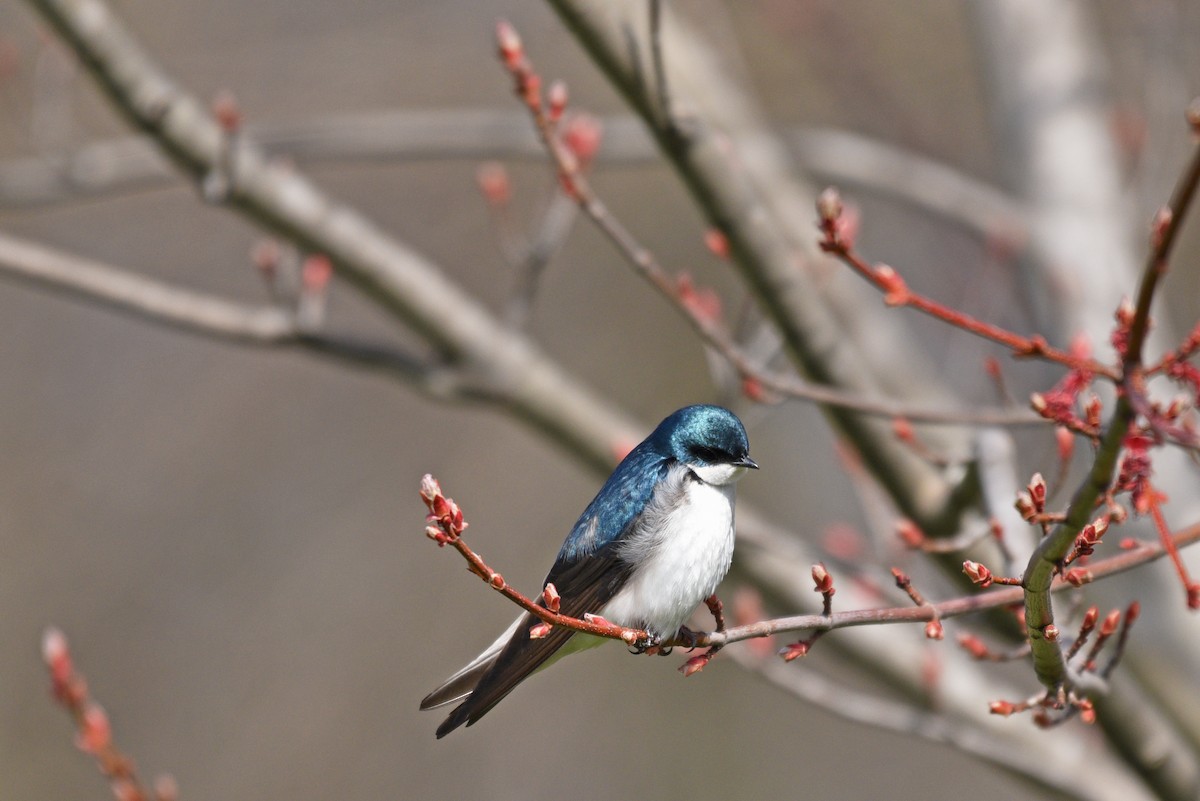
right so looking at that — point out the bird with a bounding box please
[421,404,757,738]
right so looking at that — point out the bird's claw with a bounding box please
[675,625,702,651]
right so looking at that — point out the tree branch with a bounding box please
[24,0,647,474]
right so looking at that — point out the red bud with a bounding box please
[895,519,925,548]
[989,700,1016,716]
[496,20,523,68]
[780,641,809,662]
[75,703,111,754]
[962,561,993,587]
[542,583,561,613]
[704,229,730,259]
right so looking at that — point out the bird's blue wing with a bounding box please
[551,445,668,566]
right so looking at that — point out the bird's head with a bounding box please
[655,405,758,486]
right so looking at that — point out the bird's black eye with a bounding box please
[690,445,724,464]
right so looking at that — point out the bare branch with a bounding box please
[0,231,499,401]
[730,649,1152,801]
[24,0,646,473]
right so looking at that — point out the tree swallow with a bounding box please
[421,404,757,738]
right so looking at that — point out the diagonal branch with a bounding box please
[25,0,646,474]
[0,231,497,401]
[545,0,978,536]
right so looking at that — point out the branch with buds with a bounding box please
[419,474,651,647]
[490,20,1039,428]
[41,629,177,801]
[420,471,1200,651]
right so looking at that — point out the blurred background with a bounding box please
[2,1,1199,799]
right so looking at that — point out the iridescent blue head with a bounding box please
[652,404,757,483]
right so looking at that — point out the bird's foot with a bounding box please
[628,632,664,655]
[674,625,703,651]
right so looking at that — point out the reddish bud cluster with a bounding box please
[496,20,543,115]
[811,563,835,597]
[962,560,993,587]
[1165,359,1200,406]
[496,20,524,71]
[1030,367,1095,431]
[895,519,925,549]
[541,583,561,613]
[679,653,711,677]
[814,186,861,251]
[821,523,865,561]
[958,633,991,660]
[1115,435,1154,515]
[528,622,552,640]
[989,700,1018,716]
[76,703,112,755]
[1081,605,1100,630]
[1055,426,1075,462]
[211,89,241,134]
[1063,568,1093,587]
[924,620,944,641]
[1111,298,1137,359]
[675,272,723,324]
[874,264,909,306]
[740,375,767,403]
[816,187,843,235]
[546,80,569,124]
[476,161,512,207]
[301,254,333,293]
[43,628,78,703]
[1069,517,1109,562]
[420,474,467,545]
[779,641,810,662]
[1187,97,1200,132]
[1028,473,1047,509]
[561,113,603,166]
[1150,207,1174,253]
[41,628,168,800]
[704,228,730,259]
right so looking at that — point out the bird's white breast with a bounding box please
[601,465,737,638]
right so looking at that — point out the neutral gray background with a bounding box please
[2,2,1198,799]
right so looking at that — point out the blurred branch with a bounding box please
[0,231,505,401]
[969,0,1143,352]
[42,628,178,801]
[545,0,982,536]
[24,0,647,475]
[731,648,1149,801]
[498,30,1043,428]
[0,109,1028,247]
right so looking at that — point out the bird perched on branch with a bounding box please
[421,404,757,738]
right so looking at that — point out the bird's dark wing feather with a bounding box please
[434,538,634,738]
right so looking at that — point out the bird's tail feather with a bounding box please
[419,615,521,711]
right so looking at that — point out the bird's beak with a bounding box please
[736,456,760,470]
